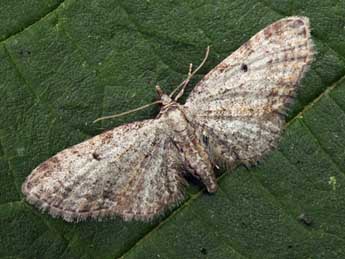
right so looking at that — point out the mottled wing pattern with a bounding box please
[22,119,187,222]
[185,16,314,166]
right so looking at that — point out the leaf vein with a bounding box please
[0,0,66,43]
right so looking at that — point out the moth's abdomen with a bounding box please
[165,107,217,192]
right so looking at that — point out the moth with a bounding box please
[22,16,314,222]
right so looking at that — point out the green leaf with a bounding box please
[1,0,345,258]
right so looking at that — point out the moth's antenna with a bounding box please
[93,100,162,123]
[170,46,210,101]
[93,47,209,123]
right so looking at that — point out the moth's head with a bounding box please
[156,85,173,106]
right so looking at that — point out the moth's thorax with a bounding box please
[158,104,189,132]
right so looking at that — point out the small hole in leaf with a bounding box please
[200,248,207,255]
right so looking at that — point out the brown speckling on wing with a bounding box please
[22,119,187,222]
